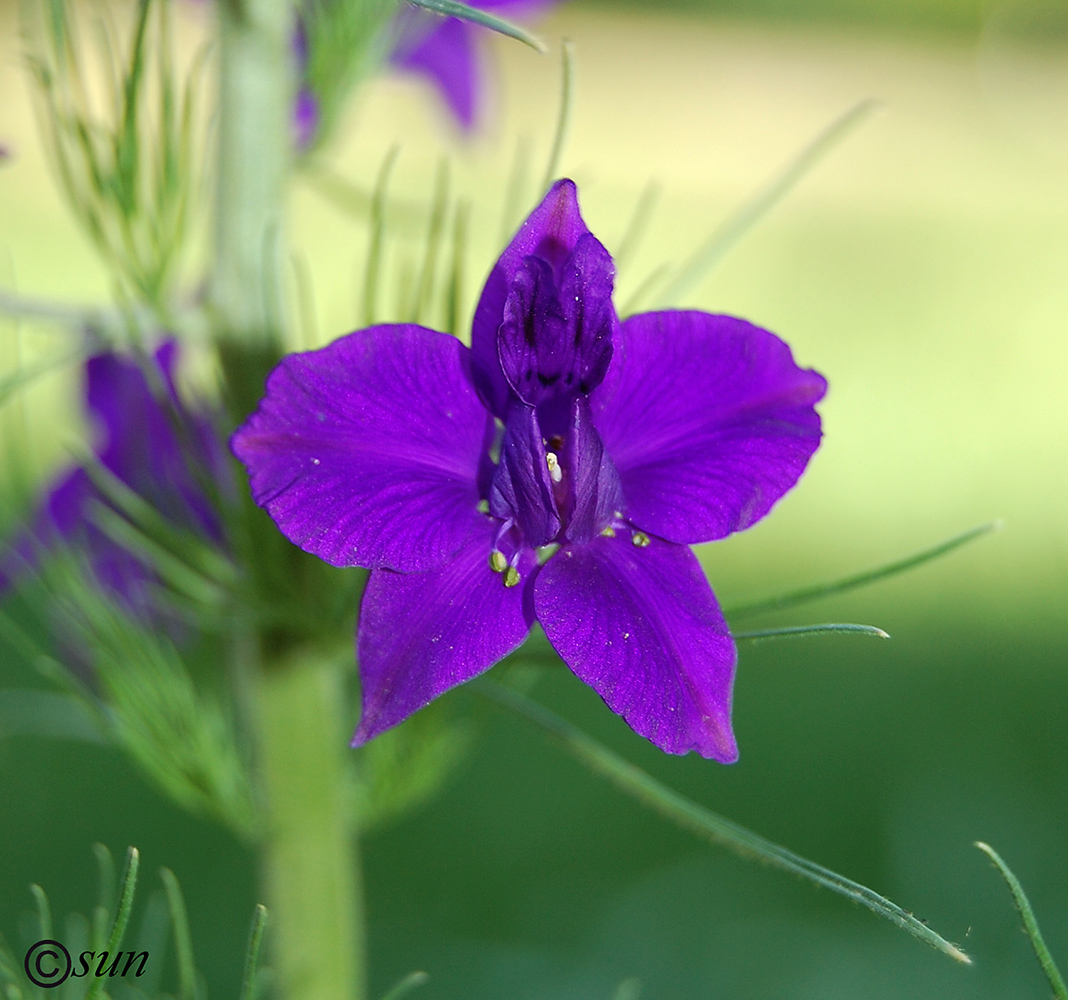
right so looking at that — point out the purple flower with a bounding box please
[232,180,826,760]
[389,0,556,131]
[1,344,227,616]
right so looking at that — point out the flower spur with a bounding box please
[232,179,826,760]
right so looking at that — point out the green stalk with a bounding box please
[257,651,364,1000]
[213,0,292,408]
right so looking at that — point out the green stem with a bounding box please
[256,651,364,1000]
[213,0,291,352]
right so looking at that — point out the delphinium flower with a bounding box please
[1,343,227,619]
[232,180,826,760]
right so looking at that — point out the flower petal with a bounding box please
[488,402,560,547]
[535,532,738,761]
[471,179,592,417]
[497,234,616,409]
[391,15,479,130]
[88,345,225,540]
[232,324,491,573]
[592,311,827,544]
[564,396,624,545]
[353,522,535,744]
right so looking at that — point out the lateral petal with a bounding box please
[592,311,826,544]
[488,403,561,548]
[535,532,738,761]
[353,523,535,744]
[232,324,490,573]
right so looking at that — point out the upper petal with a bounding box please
[471,179,592,416]
[232,324,491,573]
[353,521,536,744]
[535,532,737,761]
[592,311,827,544]
[497,234,616,408]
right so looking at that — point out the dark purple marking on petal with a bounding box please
[353,521,536,744]
[391,15,480,131]
[592,311,827,545]
[535,532,738,761]
[471,179,592,417]
[488,403,560,548]
[563,396,623,545]
[233,324,492,573]
[497,234,616,410]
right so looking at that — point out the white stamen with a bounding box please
[546,451,562,483]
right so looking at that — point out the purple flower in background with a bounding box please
[1,344,226,616]
[232,180,826,760]
[390,0,556,131]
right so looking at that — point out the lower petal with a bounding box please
[534,532,738,761]
[353,522,536,744]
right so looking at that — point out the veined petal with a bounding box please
[471,179,591,416]
[592,311,826,544]
[498,234,616,409]
[564,396,623,545]
[390,15,479,130]
[488,403,560,547]
[353,522,536,744]
[232,324,490,573]
[535,532,737,761]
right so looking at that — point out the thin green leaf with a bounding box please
[85,847,139,1000]
[405,0,547,52]
[0,349,83,407]
[29,884,54,942]
[734,622,889,642]
[541,40,575,191]
[93,843,117,926]
[78,451,237,588]
[499,136,532,243]
[379,970,430,1000]
[238,904,268,1000]
[611,979,642,1000]
[976,842,1068,1000]
[444,199,470,338]
[725,521,1000,620]
[478,679,970,964]
[613,181,660,274]
[363,145,400,327]
[85,500,231,607]
[160,868,197,1000]
[409,159,449,324]
[654,100,878,307]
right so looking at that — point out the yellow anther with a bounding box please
[503,566,521,588]
[600,526,616,538]
[546,451,563,484]
[631,531,651,548]
[490,550,508,573]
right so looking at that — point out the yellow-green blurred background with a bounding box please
[2,0,1067,996]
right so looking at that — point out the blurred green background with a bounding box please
[2,0,1067,997]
